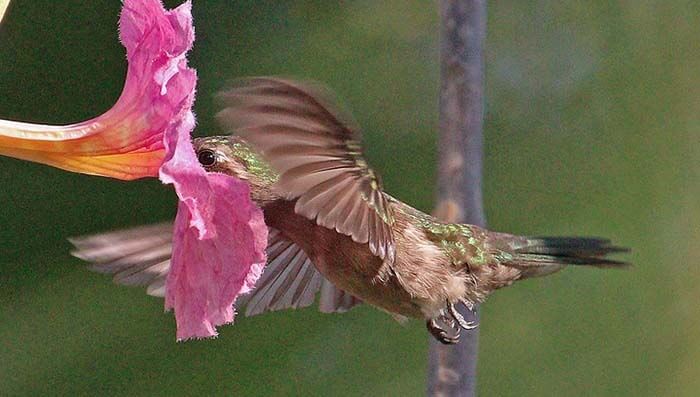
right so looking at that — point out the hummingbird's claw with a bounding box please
[448,302,479,330]
[460,299,475,312]
[428,302,479,344]
[427,318,460,344]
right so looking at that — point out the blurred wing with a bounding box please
[68,223,172,297]
[68,224,360,314]
[240,229,361,315]
[216,77,395,264]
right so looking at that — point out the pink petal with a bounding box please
[1,0,270,340]
[0,0,197,180]
[159,113,268,341]
[129,1,269,340]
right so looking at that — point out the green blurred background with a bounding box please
[0,1,698,396]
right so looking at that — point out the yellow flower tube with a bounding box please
[0,0,9,25]
[0,0,195,180]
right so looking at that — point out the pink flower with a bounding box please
[0,0,268,340]
[160,113,268,340]
[0,0,195,180]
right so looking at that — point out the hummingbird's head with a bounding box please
[193,135,280,204]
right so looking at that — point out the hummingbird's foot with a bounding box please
[448,302,479,330]
[427,317,460,345]
[460,299,475,312]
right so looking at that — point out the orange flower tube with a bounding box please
[0,0,10,25]
[2,0,270,341]
[0,0,195,180]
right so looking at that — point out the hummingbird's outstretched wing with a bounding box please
[216,77,396,264]
[239,228,361,315]
[68,223,360,315]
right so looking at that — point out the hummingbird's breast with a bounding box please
[261,199,427,318]
[260,198,484,320]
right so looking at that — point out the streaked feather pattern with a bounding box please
[69,223,172,294]
[216,77,396,264]
[69,224,360,314]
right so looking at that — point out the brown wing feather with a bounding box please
[68,224,360,314]
[216,77,396,264]
[68,223,172,295]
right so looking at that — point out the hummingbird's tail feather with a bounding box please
[501,236,630,278]
[518,237,629,258]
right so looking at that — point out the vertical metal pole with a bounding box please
[427,1,486,396]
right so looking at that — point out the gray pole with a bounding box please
[427,1,486,396]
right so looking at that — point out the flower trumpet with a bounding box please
[0,0,195,180]
[1,0,269,341]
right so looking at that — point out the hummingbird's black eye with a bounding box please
[197,150,217,167]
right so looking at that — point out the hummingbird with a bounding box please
[70,77,628,344]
